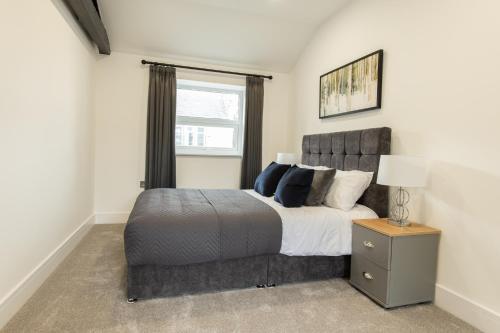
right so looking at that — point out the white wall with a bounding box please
[290,0,500,331]
[0,0,96,327]
[94,52,292,216]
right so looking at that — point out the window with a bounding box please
[175,80,245,156]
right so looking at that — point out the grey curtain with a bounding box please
[240,76,264,189]
[145,65,177,189]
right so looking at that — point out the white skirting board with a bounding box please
[94,212,130,224]
[435,284,500,333]
[0,214,95,329]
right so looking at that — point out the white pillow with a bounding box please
[323,170,373,211]
[296,163,332,170]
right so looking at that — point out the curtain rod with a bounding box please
[141,59,273,80]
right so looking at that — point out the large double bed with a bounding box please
[124,127,391,301]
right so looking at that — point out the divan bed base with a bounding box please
[127,254,350,301]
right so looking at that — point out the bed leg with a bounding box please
[127,298,138,303]
[256,284,266,288]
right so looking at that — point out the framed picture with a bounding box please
[319,50,383,118]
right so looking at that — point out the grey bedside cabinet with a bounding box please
[350,218,441,308]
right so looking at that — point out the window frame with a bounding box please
[175,80,246,157]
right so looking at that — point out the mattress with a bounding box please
[245,190,378,256]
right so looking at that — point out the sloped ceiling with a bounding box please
[98,0,349,72]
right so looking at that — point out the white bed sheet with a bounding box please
[245,190,378,256]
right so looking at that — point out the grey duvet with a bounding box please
[124,189,282,266]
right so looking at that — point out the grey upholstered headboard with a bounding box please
[302,127,391,217]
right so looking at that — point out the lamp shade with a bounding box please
[276,153,299,165]
[377,155,427,187]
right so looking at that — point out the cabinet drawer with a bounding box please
[352,224,391,269]
[350,254,389,305]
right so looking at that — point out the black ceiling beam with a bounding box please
[64,0,111,55]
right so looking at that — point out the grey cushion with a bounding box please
[305,169,336,206]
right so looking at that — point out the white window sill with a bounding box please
[176,153,242,158]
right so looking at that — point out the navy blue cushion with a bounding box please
[274,166,315,207]
[254,162,291,197]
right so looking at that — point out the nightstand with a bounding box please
[350,218,441,308]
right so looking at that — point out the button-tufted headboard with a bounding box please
[301,127,391,217]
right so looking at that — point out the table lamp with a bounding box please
[276,153,299,165]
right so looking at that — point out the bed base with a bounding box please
[127,254,350,301]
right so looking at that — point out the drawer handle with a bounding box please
[363,272,374,280]
[363,240,375,248]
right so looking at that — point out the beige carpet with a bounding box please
[3,224,479,333]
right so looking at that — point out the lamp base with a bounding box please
[389,187,412,227]
[387,218,411,227]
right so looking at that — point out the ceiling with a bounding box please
[98,0,349,72]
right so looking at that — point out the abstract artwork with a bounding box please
[319,50,383,118]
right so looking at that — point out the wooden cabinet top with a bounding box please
[353,218,441,237]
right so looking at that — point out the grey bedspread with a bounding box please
[124,189,282,266]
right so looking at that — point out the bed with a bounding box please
[124,127,391,301]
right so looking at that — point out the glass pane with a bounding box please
[175,126,182,145]
[177,88,240,121]
[175,125,234,149]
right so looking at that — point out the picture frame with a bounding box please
[319,49,383,119]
